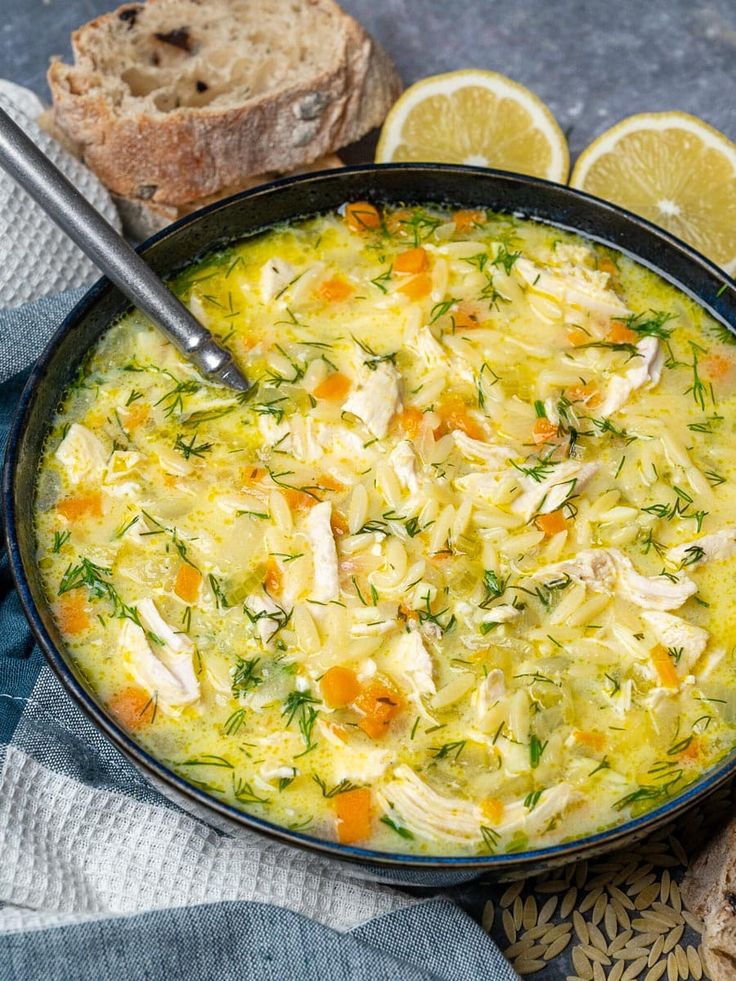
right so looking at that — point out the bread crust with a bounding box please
[48,0,401,206]
[114,153,345,239]
[682,817,736,981]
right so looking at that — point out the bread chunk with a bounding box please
[682,817,736,981]
[114,152,344,239]
[49,0,401,206]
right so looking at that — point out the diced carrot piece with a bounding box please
[436,393,486,440]
[108,686,156,731]
[397,272,432,300]
[679,737,701,762]
[327,721,349,742]
[532,418,558,445]
[125,402,149,429]
[174,563,201,603]
[57,492,102,521]
[317,277,354,303]
[385,208,412,236]
[321,666,361,708]
[345,201,381,233]
[481,798,505,823]
[453,209,486,232]
[608,322,637,344]
[237,334,260,354]
[566,327,590,346]
[651,645,679,689]
[468,648,492,662]
[242,466,266,485]
[536,510,568,537]
[573,730,606,752]
[313,371,352,401]
[331,510,349,536]
[264,558,283,595]
[598,257,619,278]
[335,787,372,844]
[57,592,90,635]
[393,247,428,275]
[703,353,734,380]
[320,474,346,493]
[354,681,403,739]
[453,304,483,330]
[398,603,420,626]
[397,406,424,441]
[566,383,600,407]
[282,487,319,512]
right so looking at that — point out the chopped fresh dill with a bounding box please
[282,689,320,751]
[350,334,397,370]
[312,776,360,798]
[492,243,521,275]
[52,530,71,553]
[232,775,267,804]
[431,740,466,761]
[429,297,460,324]
[180,754,233,768]
[529,734,548,768]
[380,814,415,840]
[208,574,230,609]
[174,432,213,460]
[524,789,544,811]
[223,709,247,735]
[614,310,675,339]
[243,597,292,641]
[231,657,263,697]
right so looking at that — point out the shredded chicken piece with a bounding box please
[55,423,107,485]
[537,547,696,610]
[640,610,709,674]
[378,766,581,844]
[597,337,664,416]
[389,439,419,493]
[667,528,736,568]
[473,668,506,720]
[515,257,630,318]
[119,616,198,711]
[512,461,598,520]
[342,361,401,439]
[259,257,296,302]
[305,501,339,602]
[409,325,447,369]
[452,430,515,466]
[480,604,521,625]
[390,630,436,697]
[136,598,200,702]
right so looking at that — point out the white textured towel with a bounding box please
[0,80,121,308]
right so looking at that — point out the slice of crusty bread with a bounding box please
[48,0,401,208]
[682,817,736,981]
[114,152,344,239]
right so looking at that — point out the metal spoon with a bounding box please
[0,106,250,393]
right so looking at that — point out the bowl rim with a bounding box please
[4,161,736,870]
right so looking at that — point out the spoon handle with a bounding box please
[0,106,250,392]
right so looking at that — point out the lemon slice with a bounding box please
[571,112,736,274]
[376,69,569,183]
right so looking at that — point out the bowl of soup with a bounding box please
[4,165,736,884]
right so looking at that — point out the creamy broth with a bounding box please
[34,203,736,856]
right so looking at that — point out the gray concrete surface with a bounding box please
[1,0,735,160]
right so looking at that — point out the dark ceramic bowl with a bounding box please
[4,164,736,887]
